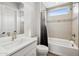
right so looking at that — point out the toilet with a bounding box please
[36,45,48,56]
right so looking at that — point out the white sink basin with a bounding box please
[1,37,28,49]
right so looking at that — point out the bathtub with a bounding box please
[48,38,79,56]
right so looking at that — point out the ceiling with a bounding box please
[43,2,68,8]
[10,2,69,9]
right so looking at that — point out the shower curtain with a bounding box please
[40,12,48,47]
[40,25,48,46]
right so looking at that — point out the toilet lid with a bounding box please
[37,45,48,51]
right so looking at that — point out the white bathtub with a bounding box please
[48,38,79,56]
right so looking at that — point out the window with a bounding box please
[48,7,70,16]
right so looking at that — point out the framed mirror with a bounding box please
[0,2,24,38]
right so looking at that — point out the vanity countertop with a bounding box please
[0,34,37,56]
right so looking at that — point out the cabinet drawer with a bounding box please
[11,41,37,56]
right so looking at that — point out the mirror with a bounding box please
[18,8,24,34]
[0,2,24,38]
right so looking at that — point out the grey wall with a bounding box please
[47,14,72,40]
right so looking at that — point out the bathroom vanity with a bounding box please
[0,35,37,56]
[10,39,37,56]
[0,2,38,56]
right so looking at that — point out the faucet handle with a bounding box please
[2,32,5,34]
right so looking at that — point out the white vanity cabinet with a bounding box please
[10,41,37,56]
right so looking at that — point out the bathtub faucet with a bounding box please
[70,39,75,43]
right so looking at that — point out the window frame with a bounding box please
[47,4,72,17]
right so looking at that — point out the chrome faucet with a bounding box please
[12,31,16,41]
[7,32,10,36]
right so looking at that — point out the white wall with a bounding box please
[72,3,78,47]
[0,5,1,34]
[47,14,72,40]
[24,3,36,37]
[31,3,40,37]
[24,2,32,37]
[24,2,41,37]
[40,3,46,11]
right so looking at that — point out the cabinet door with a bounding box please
[11,41,37,56]
[24,41,37,56]
[24,48,36,56]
